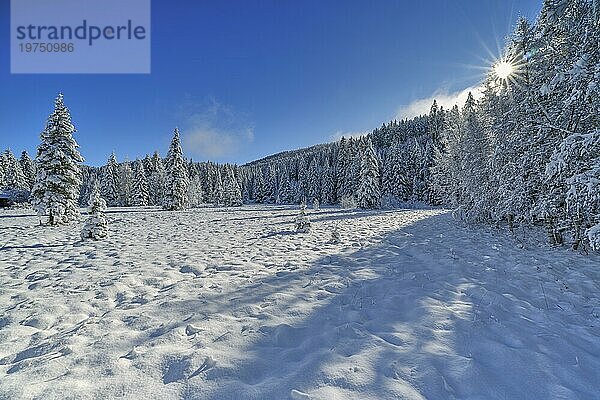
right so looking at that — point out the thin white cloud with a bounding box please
[396,85,483,120]
[179,98,254,160]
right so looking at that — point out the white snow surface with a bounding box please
[0,205,599,399]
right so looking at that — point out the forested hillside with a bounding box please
[1,0,598,250]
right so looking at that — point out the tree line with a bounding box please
[1,0,598,250]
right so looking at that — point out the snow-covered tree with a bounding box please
[294,203,311,233]
[132,161,149,206]
[313,198,320,211]
[329,223,341,243]
[3,150,27,191]
[320,159,336,205]
[356,138,380,209]
[307,158,321,203]
[547,129,600,249]
[276,165,294,204]
[19,151,35,189]
[163,128,189,211]
[148,151,166,206]
[253,168,268,203]
[212,168,224,206]
[0,152,6,189]
[81,183,108,240]
[31,93,84,225]
[222,165,243,206]
[187,163,204,207]
[120,161,134,206]
[101,153,120,207]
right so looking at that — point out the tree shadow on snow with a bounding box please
[179,210,600,400]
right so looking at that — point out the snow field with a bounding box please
[0,205,599,399]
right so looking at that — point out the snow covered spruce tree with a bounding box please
[163,127,189,211]
[294,203,311,233]
[101,152,120,207]
[0,151,6,189]
[187,163,204,207]
[212,168,224,206]
[222,165,243,206]
[19,150,35,189]
[81,183,108,240]
[119,161,134,207]
[277,166,294,204]
[148,151,166,206]
[356,138,381,209]
[3,150,27,191]
[132,161,150,206]
[31,93,84,225]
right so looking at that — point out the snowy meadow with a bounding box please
[1,1,600,399]
[1,205,599,399]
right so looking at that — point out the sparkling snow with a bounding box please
[1,205,599,399]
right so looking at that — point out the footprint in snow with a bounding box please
[180,265,203,277]
[189,356,216,378]
[162,357,192,384]
[121,346,142,360]
[185,324,202,336]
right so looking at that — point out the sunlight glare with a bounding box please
[494,61,513,80]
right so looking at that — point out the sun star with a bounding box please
[494,61,514,80]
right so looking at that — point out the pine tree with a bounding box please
[19,150,35,189]
[187,176,204,208]
[78,166,97,208]
[277,166,293,204]
[0,151,6,189]
[356,138,381,209]
[186,163,204,207]
[120,161,134,206]
[336,137,351,200]
[460,92,490,220]
[222,165,243,206]
[253,168,268,203]
[31,94,84,225]
[81,183,108,240]
[132,161,150,206]
[3,150,27,190]
[265,165,278,203]
[320,159,336,205]
[163,128,189,211]
[212,168,224,206]
[148,151,166,206]
[307,158,321,203]
[101,153,120,206]
[294,203,311,233]
[296,158,308,203]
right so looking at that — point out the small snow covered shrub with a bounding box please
[329,223,341,243]
[294,204,311,233]
[340,195,357,209]
[81,184,108,240]
[313,198,320,210]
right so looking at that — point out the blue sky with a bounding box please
[0,0,541,166]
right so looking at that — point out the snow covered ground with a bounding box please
[0,205,599,400]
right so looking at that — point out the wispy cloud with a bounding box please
[178,97,254,160]
[396,85,483,120]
